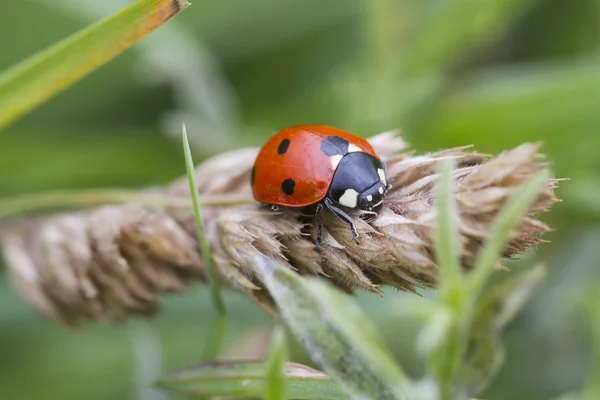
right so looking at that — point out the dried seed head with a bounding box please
[0,133,560,325]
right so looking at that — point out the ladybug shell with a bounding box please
[251,125,379,208]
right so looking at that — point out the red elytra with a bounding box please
[251,125,378,208]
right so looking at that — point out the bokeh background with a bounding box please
[1,1,600,399]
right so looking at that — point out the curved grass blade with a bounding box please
[425,159,469,400]
[157,360,350,400]
[0,0,190,131]
[183,124,226,361]
[254,255,410,400]
[182,123,225,316]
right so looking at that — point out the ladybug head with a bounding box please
[358,181,387,212]
[328,152,389,212]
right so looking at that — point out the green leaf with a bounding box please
[157,360,350,399]
[254,255,410,400]
[44,0,240,154]
[469,170,548,297]
[265,326,289,400]
[0,0,190,131]
[459,265,546,396]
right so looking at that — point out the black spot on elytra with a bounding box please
[281,178,295,195]
[250,165,256,186]
[277,138,291,155]
[320,136,349,156]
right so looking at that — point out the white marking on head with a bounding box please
[378,186,384,195]
[377,168,386,185]
[366,194,373,202]
[330,155,343,169]
[348,143,362,153]
[338,189,359,208]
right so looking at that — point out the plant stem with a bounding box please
[0,189,254,221]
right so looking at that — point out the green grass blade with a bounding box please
[157,360,350,399]
[427,159,467,399]
[254,255,410,400]
[0,0,190,131]
[469,171,549,295]
[435,158,464,295]
[265,326,289,400]
[182,124,226,315]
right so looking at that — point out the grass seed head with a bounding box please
[0,132,560,325]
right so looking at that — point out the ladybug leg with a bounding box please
[324,198,360,244]
[314,203,324,251]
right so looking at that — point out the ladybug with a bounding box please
[251,125,390,246]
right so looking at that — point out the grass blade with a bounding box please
[0,0,190,130]
[435,158,463,295]
[469,171,548,296]
[157,360,350,399]
[428,159,468,400]
[254,255,410,400]
[182,124,226,315]
[265,326,289,400]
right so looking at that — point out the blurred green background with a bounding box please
[1,0,600,399]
